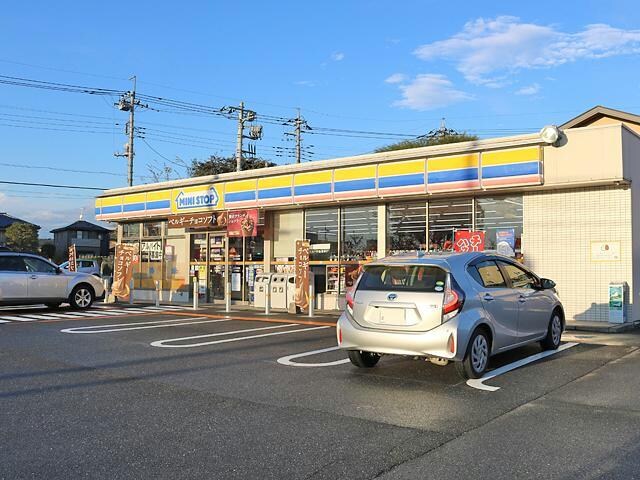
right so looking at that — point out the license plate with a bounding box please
[377,307,405,325]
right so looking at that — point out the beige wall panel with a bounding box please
[622,128,640,321]
[523,186,634,323]
[543,125,623,185]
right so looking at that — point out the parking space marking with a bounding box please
[277,346,351,367]
[166,311,336,328]
[466,342,579,392]
[17,314,62,320]
[61,317,232,334]
[0,315,40,322]
[0,319,10,323]
[151,324,329,348]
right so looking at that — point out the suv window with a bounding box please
[470,261,507,288]
[499,261,537,289]
[0,256,27,272]
[358,265,447,292]
[23,257,58,274]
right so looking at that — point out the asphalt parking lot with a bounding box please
[1,304,639,479]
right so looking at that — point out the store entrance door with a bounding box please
[208,234,227,301]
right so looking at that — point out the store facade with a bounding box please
[95,107,640,325]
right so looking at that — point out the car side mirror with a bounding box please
[56,267,63,275]
[539,278,556,290]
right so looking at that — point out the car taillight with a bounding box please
[346,290,354,316]
[442,276,464,321]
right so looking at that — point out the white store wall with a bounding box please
[523,186,634,323]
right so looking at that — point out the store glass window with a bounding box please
[341,205,377,261]
[305,208,338,261]
[122,223,140,239]
[143,221,164,237]
[387,202,427,254]
[428,198,473,251]
[475,196,523,256]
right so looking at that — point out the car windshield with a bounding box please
[358,265,447,292]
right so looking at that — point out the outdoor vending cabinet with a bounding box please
[608,282,626,324]
[253,273,273,308]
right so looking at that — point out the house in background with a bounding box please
[0,213,40,247]
[51,220,113,258]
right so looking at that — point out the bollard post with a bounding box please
[103,278,110,304]
[265,278,271,315]
[192,279,199,310]
[225,279,232,313]
[308,272,315,318]
[129,279,134,305]
[155,280,160,307]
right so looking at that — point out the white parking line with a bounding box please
[277,346,351,367]
[0,315,39,322]
[61,317,231,334]
[18,314,62,320]
[466,342,579,392]
[0,319,10,323]
[151,324,329,348]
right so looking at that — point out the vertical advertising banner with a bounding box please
[112,243,137,300]
[454,231,485,253]
[608,283,625,324]
[294,240,310,312]
[227,209,258,237]
[68,244,77,272]
[496,228,516,257]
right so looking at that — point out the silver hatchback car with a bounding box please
[337,252,564,379]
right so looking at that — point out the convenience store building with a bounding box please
[95,106,640,325]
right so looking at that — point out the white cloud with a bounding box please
[391,74,472,111]
[414,16,640,85]
[385,73,407,84]
[294,80,316,87]
[331,52,345,61]
[515,83,541,95]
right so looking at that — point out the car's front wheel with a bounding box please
[541,311,563,351]
[456,328,491,379]
[69,285,94,310]
[348,350,380,368]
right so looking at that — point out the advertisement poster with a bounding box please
[68,244,77,272]
[496,228,515,257]
[227,209,258,237]
[591,242,621,262]
[294,240,310,311]
[168,211,227,230]
[454,231,485,253]
[608,283,625,324]
[112,243,137,300]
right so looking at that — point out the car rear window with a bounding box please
[358,265,446,292]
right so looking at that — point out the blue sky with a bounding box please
[1,0,639,234]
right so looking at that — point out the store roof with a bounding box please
[50,220,112,234]
[560,105,640,130]
[0,213,40,230]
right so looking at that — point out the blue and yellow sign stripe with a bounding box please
[333,165,377,200]
[146,189,172,213]
[378,159,426,196]
[427,153,480,193]
[96,195,123,220]
[257,175,293,206]
[293,171,332,203]
[224,179,257,208]
[481,147,542,188]
[121,193,146,214]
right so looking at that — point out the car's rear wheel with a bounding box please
[348,350,380,368]
[456,328,490,380]
[541,311,563,351]
[69,285,94,310]
[45,302,61,309]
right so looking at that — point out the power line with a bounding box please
[0,162,125,177]
[0,180,106,191]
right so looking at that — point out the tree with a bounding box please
[6,223,39,253]
[374,133,479,153]
[191,155,276,177]
[40,243,56,260]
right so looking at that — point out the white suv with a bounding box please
[0,252,105,309]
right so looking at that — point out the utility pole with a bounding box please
[284,109,310,163]
[222,103,260,172]
[114,76,146,186]
[295,108,302,164]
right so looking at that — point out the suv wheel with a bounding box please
[456,328,490,380]
[69,285,94,310]
[348,350,380,368]
[541,312,563,351]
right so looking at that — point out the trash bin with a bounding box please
[253,273,273,308]
[270,274,288,309]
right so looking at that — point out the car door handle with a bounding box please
[30,275,37,280]
[518,294,527,303]
[483,293,494,301]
